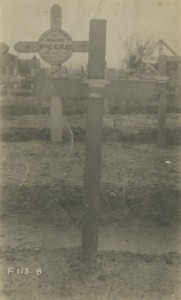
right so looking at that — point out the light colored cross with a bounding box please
[14,4,89,65]
[14,4,90,144]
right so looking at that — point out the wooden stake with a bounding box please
[81,19,107,263]
[50,96,63,143]
[157,55,167,147]
[158,55,167,76]
[157,82,167,147]
[175,62,181,100]
[104,98,109,115]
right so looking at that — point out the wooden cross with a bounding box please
[14,4,90,143]
[14,4,89,63]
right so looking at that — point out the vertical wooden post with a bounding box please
[157,82,167,147]
[158,55,167,76]
[81,19,107,263]
[175,62,181,100]
[157,55,167,147]
[50,96,63,142]
[104,98,109,115]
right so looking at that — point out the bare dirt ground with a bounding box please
[0,94,181,299]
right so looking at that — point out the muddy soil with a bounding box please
[0,94,181,299]
[0,246,181,300]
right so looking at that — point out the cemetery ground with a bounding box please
[0,93,181,300]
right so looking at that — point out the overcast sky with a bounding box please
[0,0,180,69]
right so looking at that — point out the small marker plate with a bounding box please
[37,28,73,65]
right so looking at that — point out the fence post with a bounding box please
[175,62,181,101]
[157,55,168,147]
[104,98,109,115]
[156,79,168,147]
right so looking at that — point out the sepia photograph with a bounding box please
[0,0,181,299]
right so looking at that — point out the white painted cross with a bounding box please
[14,4,89,65]
[14,4,89,143]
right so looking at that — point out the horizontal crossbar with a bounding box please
[34,77,157,100]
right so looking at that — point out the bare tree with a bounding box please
[123,36,156,78]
